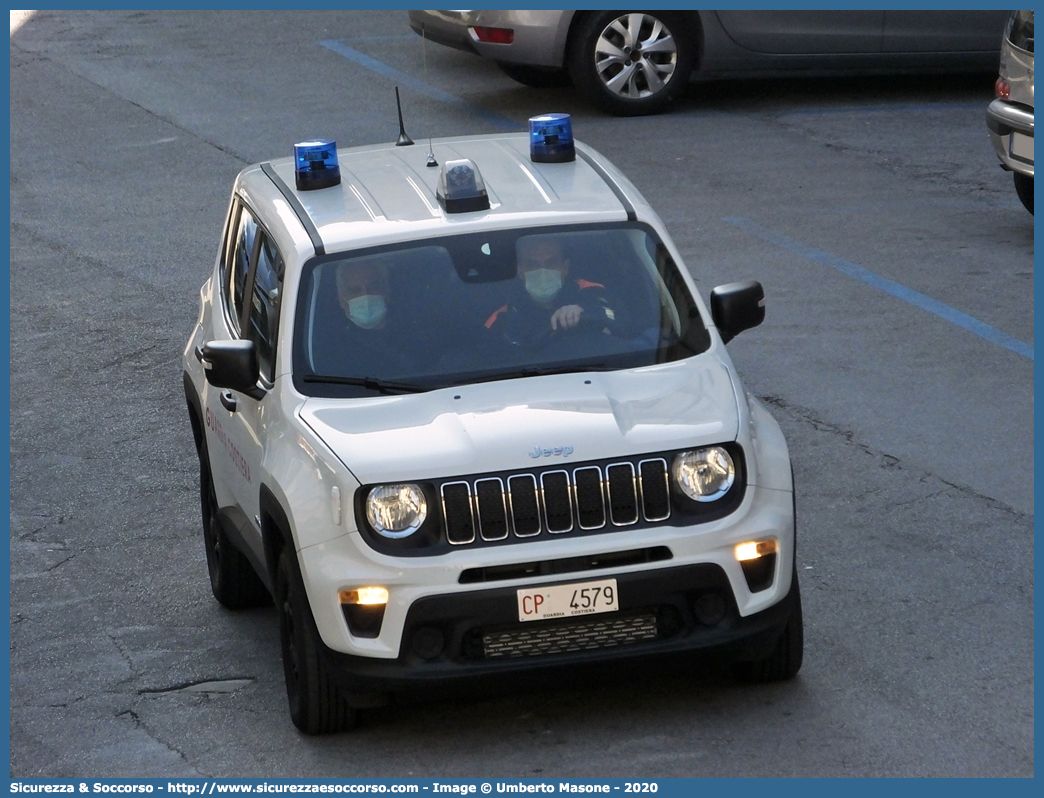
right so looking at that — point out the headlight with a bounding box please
[673,447,735,502]
[366,484,427,538]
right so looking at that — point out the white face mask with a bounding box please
[524,268,563,303]
[347,294,387,329]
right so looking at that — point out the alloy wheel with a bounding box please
[593,13,678,99]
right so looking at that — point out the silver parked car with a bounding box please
[986,10,1034,214]
[409,10,1009,116]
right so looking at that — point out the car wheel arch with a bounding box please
[260,483,295,591]
[183,371,205,456]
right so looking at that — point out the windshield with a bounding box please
[292,223,710,396]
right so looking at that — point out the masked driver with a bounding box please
[484,235,617,344]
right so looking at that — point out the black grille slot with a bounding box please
[482,613,659,658]
[574,466,605,529]
[442,482,475,544]
[507,474,541,537]
[541,471,573,533]
[606,463,638,525]
[475,478,508,540]
[458,546,673,584]
[639,459,670,521]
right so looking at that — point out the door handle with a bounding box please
[220,391,238,413]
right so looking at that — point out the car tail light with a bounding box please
[472,26,514,44]
[995,77,1011,100]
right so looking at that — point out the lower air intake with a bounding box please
[482,613,658,658]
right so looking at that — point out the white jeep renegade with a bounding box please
[182,120,802,734]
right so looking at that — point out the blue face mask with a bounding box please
[347,294,387,329]
[524,268,563,303]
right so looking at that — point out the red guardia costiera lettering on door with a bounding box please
[205,406,251,482]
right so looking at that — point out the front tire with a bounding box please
[276,548,355,735]
[198,444,268,609]
[1014,172,1033,215]
[568,11,696,116]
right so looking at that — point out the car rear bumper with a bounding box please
[987,99,1034,177]
[408,10,571,68]
[408,11,477,55]
[318,561,797,699]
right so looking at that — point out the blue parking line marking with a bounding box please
[319,39,519,132]
[723,216,1034,362]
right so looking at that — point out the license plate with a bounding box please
[517,578,619,622]
[1010,132,1034,164]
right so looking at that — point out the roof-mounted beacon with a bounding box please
[437,158,490,213]
[294,139,341,191]
[529,113,575,163]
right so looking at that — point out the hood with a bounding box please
[299,356,740,485]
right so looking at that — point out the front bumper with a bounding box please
[299,478,795,656]
[987,99,1035,177]
[319,561,798,697]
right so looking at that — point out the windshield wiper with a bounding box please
[302,373,428,394]
[519,363,610,377]
[462,362,611,385]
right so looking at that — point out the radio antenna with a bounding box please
[422,24,438,167]
[394,87,414,146]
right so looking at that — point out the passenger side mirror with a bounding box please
[200,340,264,399]
[710,280,765,344]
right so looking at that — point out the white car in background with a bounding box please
[986,10,1034,214]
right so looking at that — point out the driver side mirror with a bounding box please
[199,340,264,399]
[710,280,765,344]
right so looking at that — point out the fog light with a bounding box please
[735,541,778,593]
[339,587,388,638]
[735,540,777,561]
[339,587,389,605]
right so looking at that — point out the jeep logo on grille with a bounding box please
[529,445,574,459]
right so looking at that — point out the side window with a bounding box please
[247,233,284,382]
[221,203,258,334]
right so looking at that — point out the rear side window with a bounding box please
[218,199,284,381]
[222,203,259,334]
[247,235,284,382]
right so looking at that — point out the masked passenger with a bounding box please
[312,259,414,378]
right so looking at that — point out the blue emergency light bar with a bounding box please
[529,113,575,163]
[294,139,341,191]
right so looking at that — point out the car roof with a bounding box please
[236,133,643,258]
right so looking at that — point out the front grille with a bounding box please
[441,458,670,546]
[482,613,659,658]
